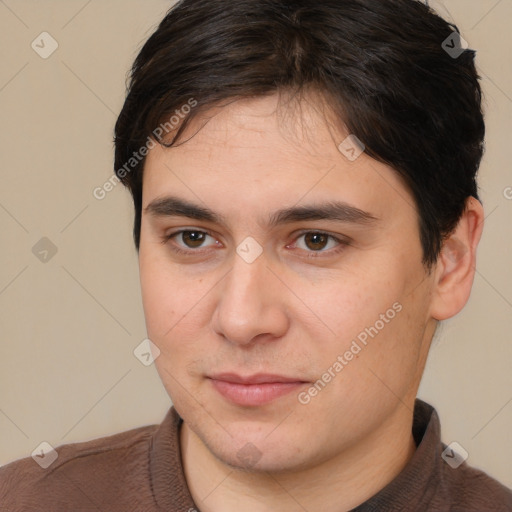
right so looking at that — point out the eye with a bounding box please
[296,232,336,251]
[162,229,348,258]
[287,231,348,257]
[164,230,221,253]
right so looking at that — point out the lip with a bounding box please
[208,373,308,406]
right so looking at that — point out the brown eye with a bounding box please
[289,231,347,257]
[303,232,330,251]
[163,229,221,255]
[181,231,207,248]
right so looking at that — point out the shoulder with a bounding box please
[406,400,512,511]
[0,423,159,511]
[437,449,512,511]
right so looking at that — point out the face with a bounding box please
[139,93,437,472]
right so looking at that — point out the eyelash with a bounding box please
[161,229,350,259]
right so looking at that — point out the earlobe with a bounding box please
[430,197,484,321]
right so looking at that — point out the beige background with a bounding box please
[0,0,511,488]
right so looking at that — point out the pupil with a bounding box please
[184,231,205,247]
[306,233,327,251]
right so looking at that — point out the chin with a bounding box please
[198,423,320,474]
[212,443,303,473]
[172,391,331,472]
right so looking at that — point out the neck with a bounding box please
[180,403,417,512]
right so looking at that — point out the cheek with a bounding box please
[139,253,205,399]
[322,289,428,411]
[298,265,403,345]
[139,247,200,338]
[139,258,175,339]
[139,248,219,386]
[299,261,426,388]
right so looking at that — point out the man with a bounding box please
[1,0,511,510]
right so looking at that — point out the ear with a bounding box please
[429,197,485,321]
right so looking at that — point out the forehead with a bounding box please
[142,94,415,226]
[157,92,344,165]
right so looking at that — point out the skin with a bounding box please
[138,92,484,512]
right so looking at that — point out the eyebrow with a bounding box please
[145,196,379,228]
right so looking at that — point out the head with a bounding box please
[114,0,485,472]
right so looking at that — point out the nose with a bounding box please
[211,252,290,346]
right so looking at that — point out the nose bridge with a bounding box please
[212,251,288,345]
[222,253,271,318]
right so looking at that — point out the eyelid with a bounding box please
[163,228,221,250]
[162,228,350,258]
[290,229,351,244]
[286,230,350,257]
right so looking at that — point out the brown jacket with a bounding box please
[1,399,511,511]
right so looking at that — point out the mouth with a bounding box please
[207,373,309,407]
